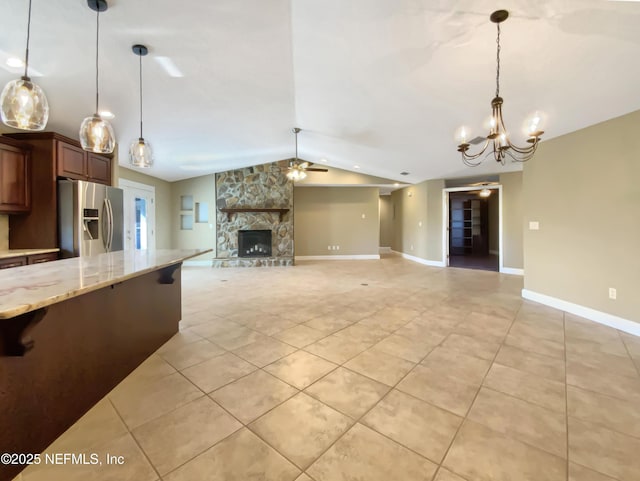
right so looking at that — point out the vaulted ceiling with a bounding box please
[1,0,639,182]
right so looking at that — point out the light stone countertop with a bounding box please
[0,248,60,259]
[0,249,212,319]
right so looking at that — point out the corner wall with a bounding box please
[171,174,217,261]
[523,110,640,324]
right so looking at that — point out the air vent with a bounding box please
[400,171,410,176]
[469,136,485,145]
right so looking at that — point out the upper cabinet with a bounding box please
[6,132,112,186]
[0,137,31,214]
[3,132,113,249]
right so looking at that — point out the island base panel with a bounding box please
[0,265,181,481]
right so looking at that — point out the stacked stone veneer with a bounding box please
[214,160,293,267]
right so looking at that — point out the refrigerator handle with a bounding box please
[107,198,114,252]
[102,199,112,252]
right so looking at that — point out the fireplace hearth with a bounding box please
[238,230,272,258]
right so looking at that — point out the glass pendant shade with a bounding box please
[1,0,49,131]
[129,137,153,167]
[79,114,115,153]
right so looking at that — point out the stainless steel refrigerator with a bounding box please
[58,180,124,258]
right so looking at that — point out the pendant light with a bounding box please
[79,0,115,154]
[0,0,49,131]
[129,45,153,168]
[456,10,544,166]
[286,128,306,181]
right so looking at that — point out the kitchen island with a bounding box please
[0,249,210,481]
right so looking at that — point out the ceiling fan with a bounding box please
[467,181,499,198]
[286,127,328,181]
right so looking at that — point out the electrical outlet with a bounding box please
[410,244,414,251]
[328,245,331,250]
[529,221,540,230]
[418,221,422,227]
[336,245,340,250]
[609,287,617,300]
[361,214,366,219]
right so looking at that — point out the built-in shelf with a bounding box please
[219,207,290,222]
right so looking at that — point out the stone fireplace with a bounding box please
[213,160,293,267]
[238,230,272,258]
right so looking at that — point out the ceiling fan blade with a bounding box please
[306,168,329,172]
[300,161,310,169]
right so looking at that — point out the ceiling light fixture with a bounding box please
[79,0,115,154]
[456,10,544,166]
[0,0,49,131]
[479,188,492,198]
[287,127,307,181]
[129,44,153,168]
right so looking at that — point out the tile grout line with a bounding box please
[432,302,522,480]
[106,397,163,481]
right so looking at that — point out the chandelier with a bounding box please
[457,10,544,166]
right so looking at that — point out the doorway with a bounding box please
[119,179,156,251]
[443,186,501,272]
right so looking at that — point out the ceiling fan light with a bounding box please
[1,76,49,130]
[129,137,153,167]
[79,114,115,153]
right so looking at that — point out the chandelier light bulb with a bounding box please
[455,126,469,144]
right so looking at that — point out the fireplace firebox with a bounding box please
[238,230,272,258]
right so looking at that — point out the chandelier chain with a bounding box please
[95,9,100,113]
[495,22,501,98]
[139,52,143,138]
[24,0,33,78]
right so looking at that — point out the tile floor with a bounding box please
[17,255,640,481]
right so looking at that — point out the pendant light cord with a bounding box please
[294,130,298,161]
[495,22,501,98]
[139,52,144,138]
[23,0,33,78]
[95,9,100,113]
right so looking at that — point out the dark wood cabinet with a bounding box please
[27,252,58,264]
[0,256,27,269]
[87,153,111,184]
[0,137,31,214]
[0,251,58,270]
[57,141,87,180]
[3,132,113,249]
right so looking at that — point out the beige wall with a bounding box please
[500,172,524,269]
[523,110,640,322]
[379,195,393,248]
[390,181,432,259]
[294,187,379,256]
[172,174,216,260]
[426,179,445,261]
[488,192,499,253]
[390,179,444,263]
[0,215,8,250]
[118,167,172,249]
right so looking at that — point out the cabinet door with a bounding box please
[0,143,30,213]
[27,252,58,264]
[0,256,27,269]
[87,153,111,185]
[57,141,87,180]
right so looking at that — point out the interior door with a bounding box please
[120,181,156,251]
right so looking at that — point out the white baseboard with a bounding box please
[379,246,392,253]
[183,260,213,267]
[500,267,524,276]
[522,289,640,337]
[392,250,446,267]
[295,255,380,261]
